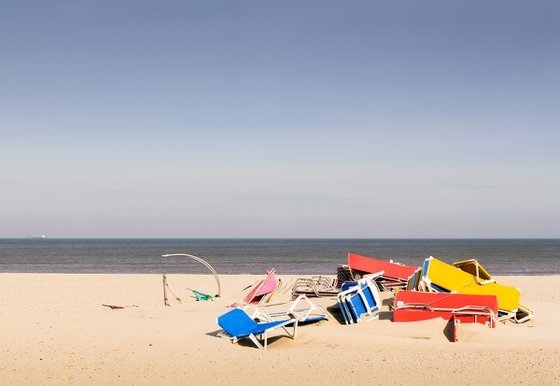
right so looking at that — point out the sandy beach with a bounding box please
[1,273,559,385]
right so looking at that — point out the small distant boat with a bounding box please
[28,235,47,240]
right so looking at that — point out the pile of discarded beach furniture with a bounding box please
[216,253,534,349]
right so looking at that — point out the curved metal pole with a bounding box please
[161,253,221,297]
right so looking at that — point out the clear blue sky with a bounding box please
[1,1,559,237]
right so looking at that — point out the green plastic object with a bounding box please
[192,290,214,301]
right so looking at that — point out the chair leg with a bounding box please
[249,334,265,350]
[281,321,298,339]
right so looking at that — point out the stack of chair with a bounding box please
[215,255,535,350]
[348,253,418,292]
[291,276,339,298]
[407,257,534,323]
[337,272,383,324]
[336,265,360,288]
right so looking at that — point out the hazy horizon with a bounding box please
[3,236,560,240]
[1,1,559,238]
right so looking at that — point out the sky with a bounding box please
[1,1,559,238]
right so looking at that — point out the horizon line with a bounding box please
[2,236,560,240]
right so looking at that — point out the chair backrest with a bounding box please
[340,281,358,291]
[346,291,368,320]
[348,253,418,280]
[342,279,381,322]
[361,282,381,311]
[217,308,258,337]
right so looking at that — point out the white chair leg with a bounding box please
[249,334,265,350]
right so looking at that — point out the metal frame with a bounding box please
[243,294,329,323]
[394,302,497,328]
[161,253,221,297]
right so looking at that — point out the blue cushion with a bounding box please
[217,309,258,337]
[218,308,293,338]
[299,316,328,324]
[347,292,367,321]
[251,320,293,335]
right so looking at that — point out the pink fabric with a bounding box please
[255,268,277,296]
[238,268,277,305]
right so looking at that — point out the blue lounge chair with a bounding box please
[337,272,383,324]
[337,282,358,324]
[216,308,298,350]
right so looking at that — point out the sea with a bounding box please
[0,238,559,276]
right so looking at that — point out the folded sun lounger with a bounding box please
[419,257,521,319]
[393,290,498,327]
[393,290,498,341]
[337,272,383,324]
[231,268,278,307]
[216,308,298,350]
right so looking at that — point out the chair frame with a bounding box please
[394,303,497,327]
[244,294,329,323]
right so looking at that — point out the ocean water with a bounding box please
[1,238,559,276]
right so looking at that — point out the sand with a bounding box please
[1,273,559,385]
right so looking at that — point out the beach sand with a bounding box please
[1,273,559,385]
